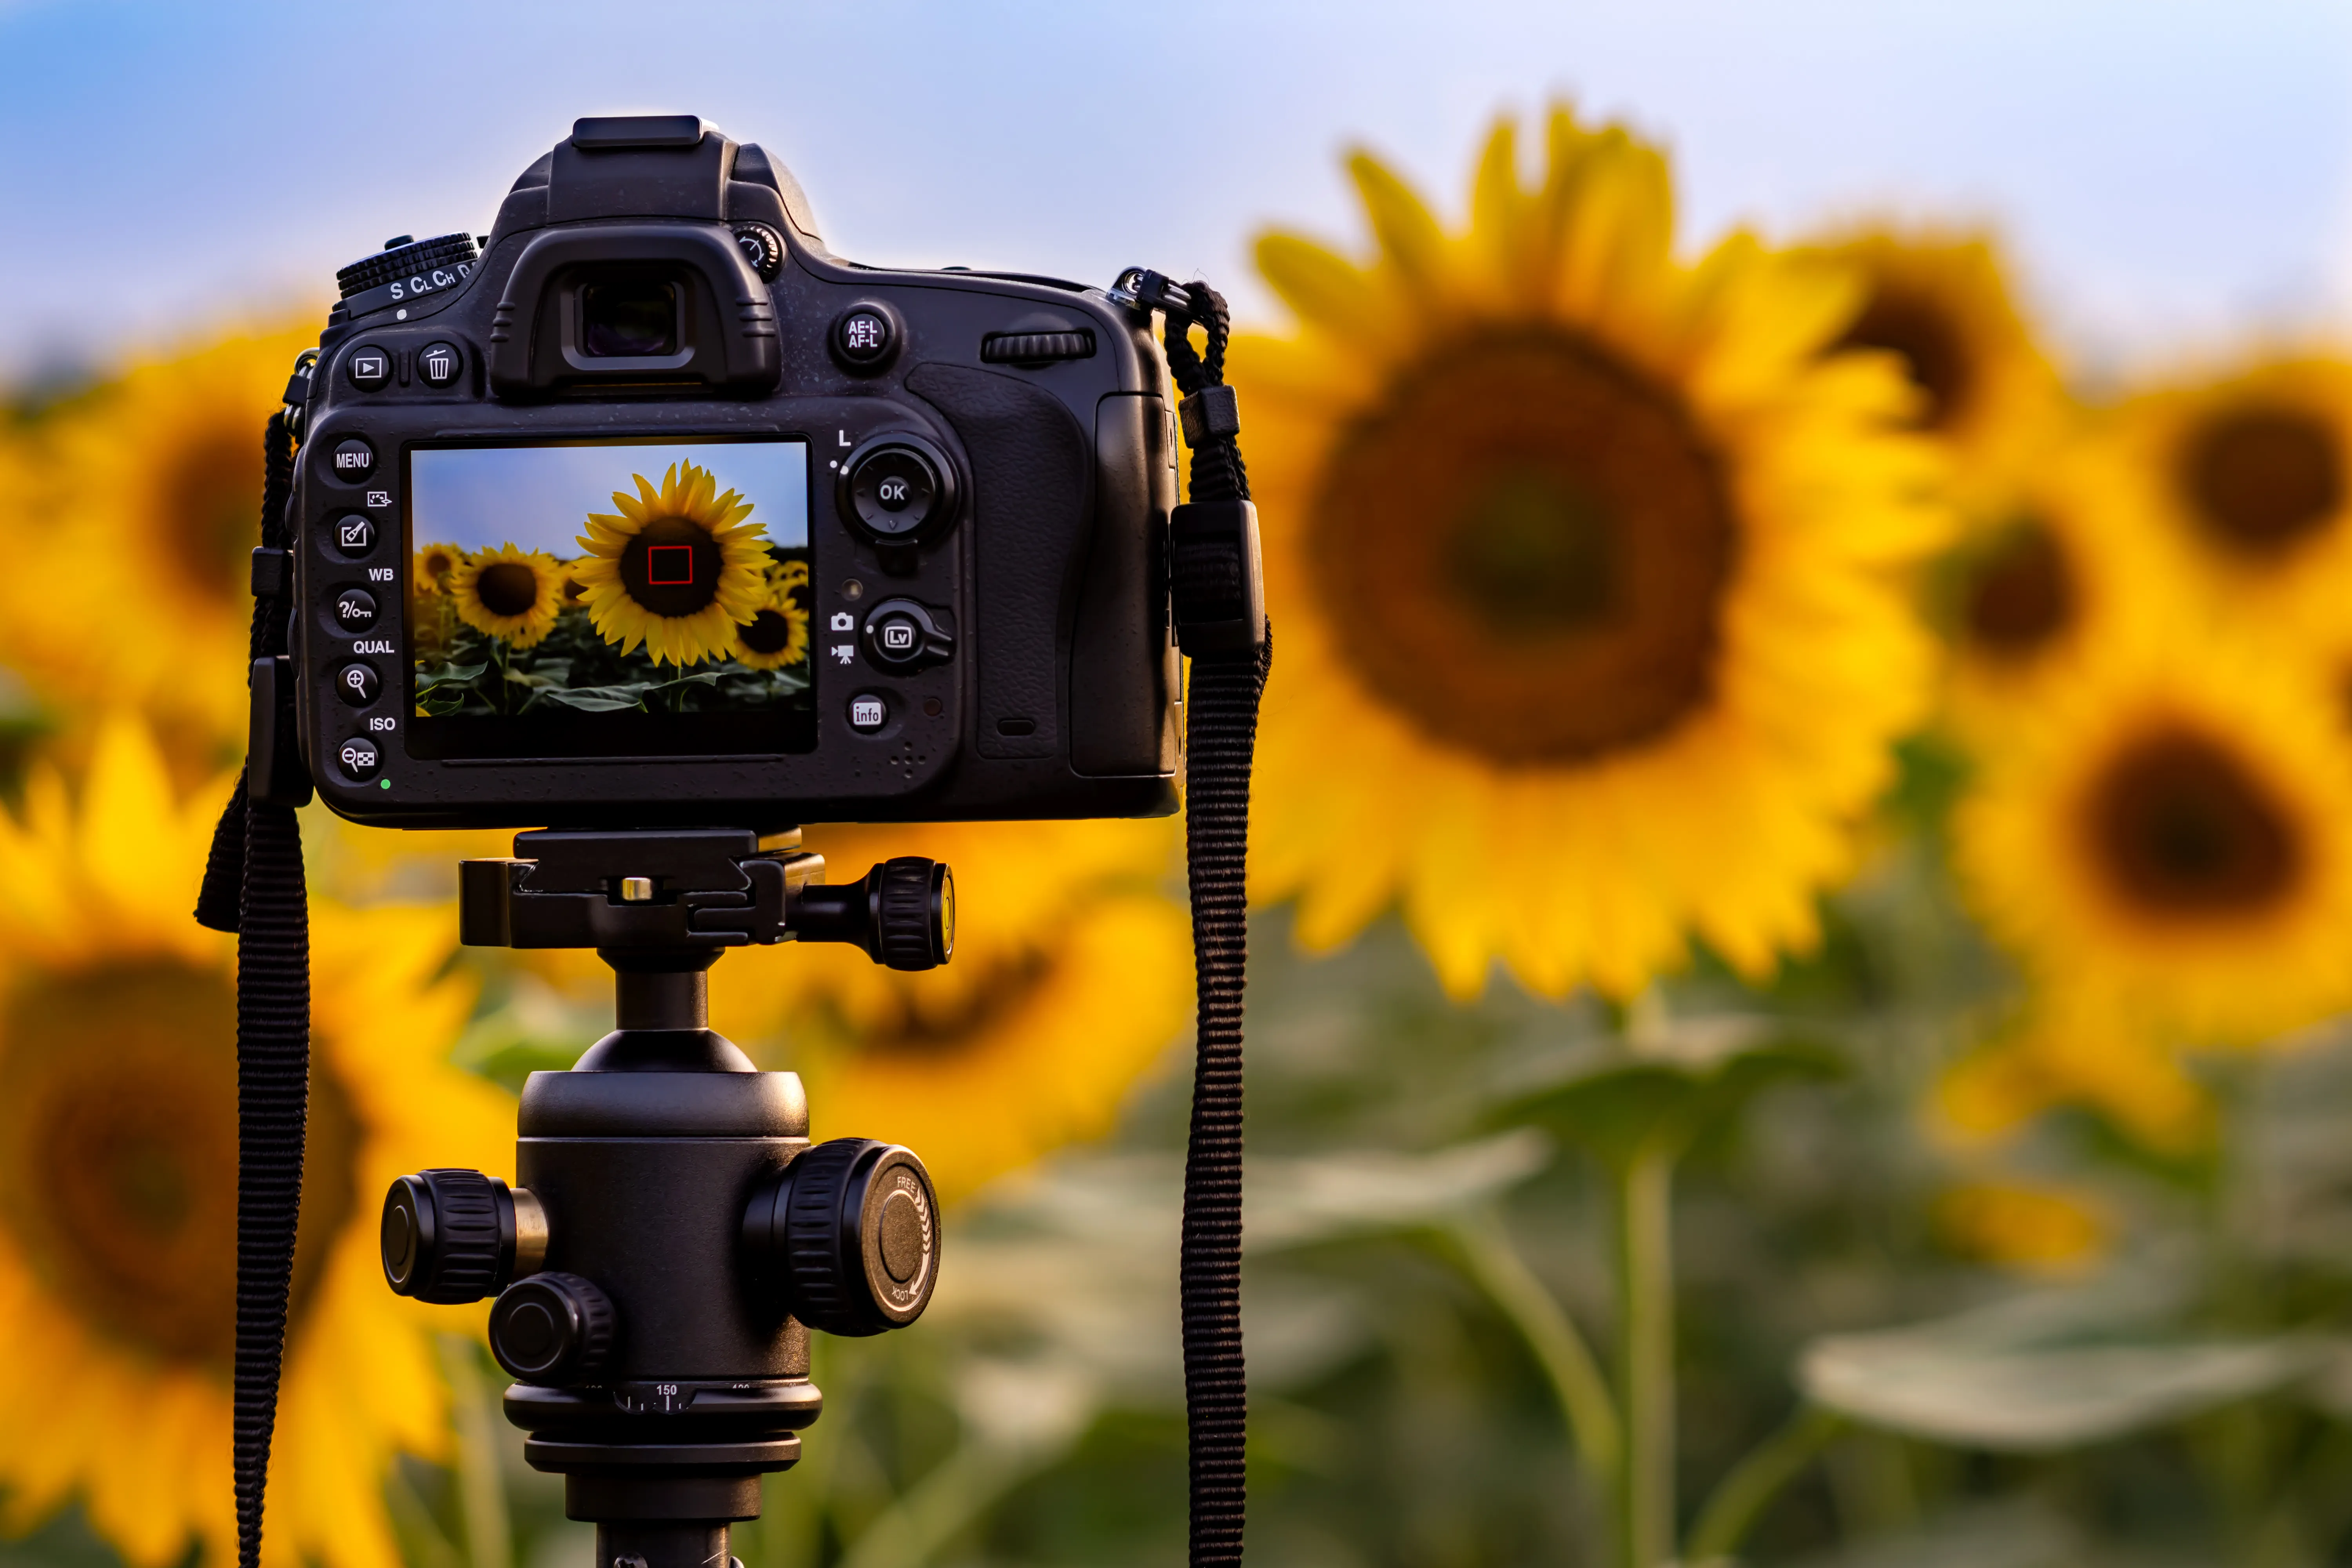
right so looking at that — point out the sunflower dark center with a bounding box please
[1835,286,1972,432]
[738,608,797,655]
[475,561,542,617]
[1309,331,1735,764]
[619,515,724,617]
[161,424,264,603]
[866,951,1051,1056]
[0,963,360,1367]
[2180,405,2343,557]
[1961,519,2076,659]
[2083,728,2301,919]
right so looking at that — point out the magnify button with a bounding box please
[338,663,382,708]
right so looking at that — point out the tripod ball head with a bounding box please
[381,1168,548,1304]
[742,1139,939,1336]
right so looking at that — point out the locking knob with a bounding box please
[382,1169,546,1304]
[489,1272,616,1384]
[790,857,953,970]
[742,1140,939,1337]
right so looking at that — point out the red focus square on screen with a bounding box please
[646,545,695,585]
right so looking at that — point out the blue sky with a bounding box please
[410,441,810,558]
[2,1,2347,383]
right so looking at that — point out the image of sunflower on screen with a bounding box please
[571,459,772,667]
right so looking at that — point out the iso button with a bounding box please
[338,735,382,782]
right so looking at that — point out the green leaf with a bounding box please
[1498,1014,1842,1169]
[530,685,650,713]
[1797,1272,2332,1451]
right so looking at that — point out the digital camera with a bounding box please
[279,114,1181,830]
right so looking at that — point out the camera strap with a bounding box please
[195,401,314,1568]
[1123,269,1272,1568]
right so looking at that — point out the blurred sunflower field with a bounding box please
[22,43,2352,1568]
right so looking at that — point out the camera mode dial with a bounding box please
[489,1272,615,1384]
[381,1169,548,1305]
[335,234,482,300]
[839,434,957,550]
[740,1139,939,1337]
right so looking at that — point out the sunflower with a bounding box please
[1234,108,1948,1000]
[447,543,564,649]
[1934,993,2213,1154]
[729,557,812,671]
[2085,356,2352,644]
[0,717,512,1568]
[413,542,463,595]
[1955,633,2352,1045]
[0,322,321,757]
[1934,1181,2108,1278]
[572,461,770,666]
[1799,229,2064,504]
[1933,431,2190,735]
[705,818,1188,1201]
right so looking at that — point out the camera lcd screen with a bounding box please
[404,436,815,759]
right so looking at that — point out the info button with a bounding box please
[848,693,889,732]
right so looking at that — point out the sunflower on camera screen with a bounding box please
[571,460,771,666]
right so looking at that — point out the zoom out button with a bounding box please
[338,736,382,781]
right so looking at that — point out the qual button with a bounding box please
[337,663,381,708]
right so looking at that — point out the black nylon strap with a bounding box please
[194,408,311,1568]
[1161,279,1269,1568]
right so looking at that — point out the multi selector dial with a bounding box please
[838,434,957,555]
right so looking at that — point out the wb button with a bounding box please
[860,599,953,673]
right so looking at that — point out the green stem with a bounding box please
[836,1439,1045,1568]
[1619,1145,1676,1568]
[1445,1210,1621,1486]
[438,1334,513,1568]
[1684,1405,1844,1565]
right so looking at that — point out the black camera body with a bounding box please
[285,114,1181,831]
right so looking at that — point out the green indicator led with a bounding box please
[379,779,391,789]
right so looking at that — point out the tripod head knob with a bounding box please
[792,857,954,970]
[741,1139,939,1336]
[382,1169,548,1304]
[490,1271,617,1383]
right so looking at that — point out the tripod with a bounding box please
[376,828,951,1568]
